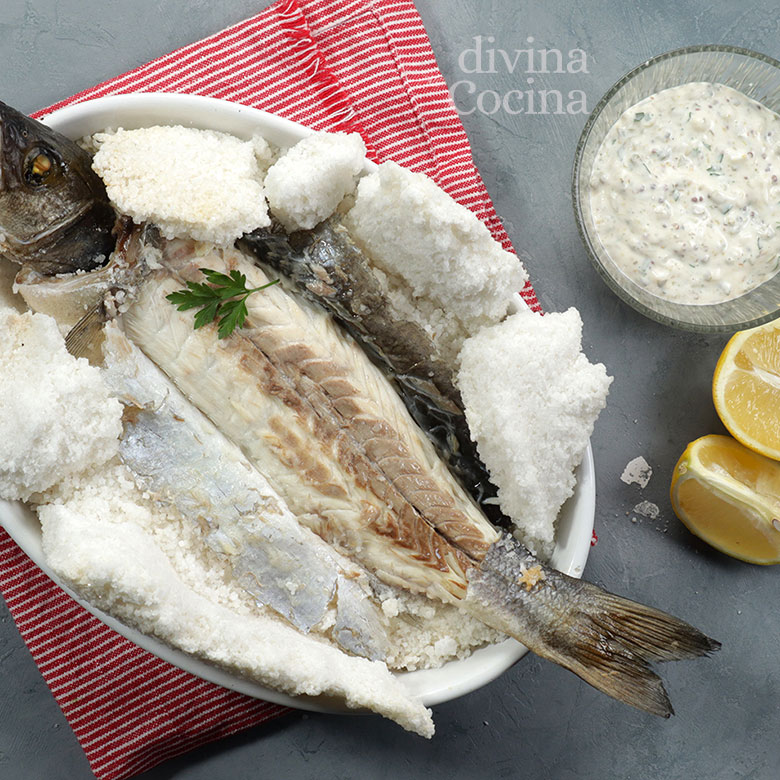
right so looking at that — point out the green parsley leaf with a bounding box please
[165,269,280,338]
[193,299,221,330]
[218,298,249,339]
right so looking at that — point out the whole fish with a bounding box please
[2,103,719,719]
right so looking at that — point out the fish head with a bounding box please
[0,101,116,274]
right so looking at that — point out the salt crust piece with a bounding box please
[621,456,653,488]
[91,126,271,246]
[458,307,612,556]
[345,160,528,362]
[264,132,366,231]
[251,132,279,177]
[0,309,121,502]
[38,465,433,738]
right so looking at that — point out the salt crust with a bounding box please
[38,462,433,737]
[373,581,503,671]
[91,126,271,246]
[346,161,528,362]
[458,307,612,556]
[0,309,121,501]
[264,132,366,232]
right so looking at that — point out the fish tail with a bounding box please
[543,583,719,717]
[464,536,720,717]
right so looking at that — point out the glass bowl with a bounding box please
[573,45,780,332]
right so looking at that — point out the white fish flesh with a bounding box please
[101,323,388,660]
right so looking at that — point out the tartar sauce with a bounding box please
[588,81,780,304]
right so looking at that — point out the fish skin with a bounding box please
[241,221,510,528]
[101,323,389,660]
[0,102,115,274]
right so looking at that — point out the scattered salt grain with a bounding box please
[381,598,400,618]
[264,132,366,231]
[433,636,458,657]
[621,456,653,488]
[633,500,660,519]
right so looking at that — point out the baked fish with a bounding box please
[1,103,719,720]
[120,233,718,716]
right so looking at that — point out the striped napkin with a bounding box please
[0,1,538,778]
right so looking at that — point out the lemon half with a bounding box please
[670,435,780,564]
[713,319,780,460]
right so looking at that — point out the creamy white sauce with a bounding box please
[589,82,780,304]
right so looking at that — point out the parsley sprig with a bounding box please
[166,268,279,339]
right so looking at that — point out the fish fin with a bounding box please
[563,641,676,717]
[464,536,719,717]
[545,582,719,717]
[64,299,109,359]
[584,589,722,662]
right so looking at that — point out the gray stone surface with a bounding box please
[1,0,778,778]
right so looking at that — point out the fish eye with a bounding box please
[24,148,57,186]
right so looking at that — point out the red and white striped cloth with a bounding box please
[0,1,539,778]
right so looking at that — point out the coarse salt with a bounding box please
[633,500,660,519]
[458,307,612,557]
[621,456,653,488]
[92,126,271,246]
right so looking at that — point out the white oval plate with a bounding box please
[0,93,595,711]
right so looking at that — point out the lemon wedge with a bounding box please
[712,319,780,460]
[670,434,780,564]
